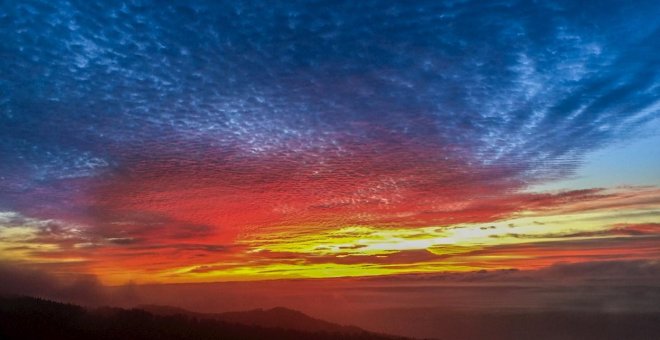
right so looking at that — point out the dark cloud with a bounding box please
[138,243,228,253]
[0,262,137,306]
[540,259,660,280]
[106,237,139,245]
[275,249,442,266]
[353,259,660,288]
[488,223,660,239]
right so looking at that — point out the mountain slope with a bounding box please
[140,304,364,334]
[0,296,410,340]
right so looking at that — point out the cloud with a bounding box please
[489,222,660,240]
[539,259,660,280]
[2,0,658,215]
[356,259,660,286]
[0,262,122,306]
[0,0,658,282]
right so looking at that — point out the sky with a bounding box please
[1,0,660,292]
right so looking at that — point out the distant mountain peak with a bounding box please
[138,303,365,334]
[2,296,410,340]
[215,305,364,334]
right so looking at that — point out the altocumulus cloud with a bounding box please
[0,0,659,277]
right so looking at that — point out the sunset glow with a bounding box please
[1,3,659,339]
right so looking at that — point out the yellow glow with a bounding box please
[3,187,659,285]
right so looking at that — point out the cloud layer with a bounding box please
[0,0,659,282]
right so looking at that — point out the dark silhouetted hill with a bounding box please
[0,296,410,340]
[140,304,364,334]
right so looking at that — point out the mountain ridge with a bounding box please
[0,296,414,340]
[138,304,366,334]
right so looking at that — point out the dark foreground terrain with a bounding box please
[3,295,660,340]
[0,296,408,340]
